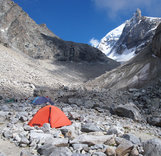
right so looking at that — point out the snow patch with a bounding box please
[107,48,136,62]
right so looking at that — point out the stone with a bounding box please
[38,145,72,156]
[122,133,141,145]
[147,115,161,127]
[41,123,51,133]
[70,134,113,145]
[72,144,88,151]
[81,123,101,133]
[107,126,124,135]
[72,154,91,156]
[60,123,81,139]
[92,152,107,156]
[3,130,13,139]
[91,144,107,151]
[0,152,6,156]
[13,133,21,142]
[30,131,53,144]
[113,103,142,121]
[116,142,133,156]
[45,138,69,147]
[105,146,116,156]
[1,105,9,111]
[20,137,30,145]
[23,124,34,131]
[20,150,33,156]
[143,138,161,156]
[130,147,139,156]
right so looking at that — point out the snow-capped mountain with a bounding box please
[98,23,125,56]
[98,9,161,62]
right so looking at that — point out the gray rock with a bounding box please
[30,131,53,144]
[143,138,161,156]
[105,146,116,156]
[92,152,106,156]
[0,152,6,156]
[20,137,30,145]
[1,105,9,111]
[72,144,88,151]
[45,138,69,147]
[81,123,101,133]
[91,144,107,151]
[113,103,142,121]
[122,133,141,145]
[41,123,51,133]
[70,134,113,145]
[3,130,13,139]
[38,145,72,156]
[23,124,34,131]
[147,115,161,127]
[72,154,91,156]
[20,150,33,156]
[116,141,133,156]
[107,126,123,135]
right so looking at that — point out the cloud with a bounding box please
[89,38,99,47]
[92,0,161,18]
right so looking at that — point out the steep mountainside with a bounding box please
[86,23,161,90]
[0,0,117,63]
[98,9,161,62]
[0,44,118,98]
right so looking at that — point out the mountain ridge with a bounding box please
[98,9,161,62]
[0,0,118,64]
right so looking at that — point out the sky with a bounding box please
[13,0,161,47]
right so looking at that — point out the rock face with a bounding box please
[152,23,161,57]
[0,0,114,63]
[98,9,161,62]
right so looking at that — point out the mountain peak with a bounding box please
[134,8,142,19]
[98,10,161,62]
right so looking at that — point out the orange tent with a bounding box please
[28,105,71,128]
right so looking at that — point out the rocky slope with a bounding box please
[98,9,161,62]
[0,97,161,156]
[0,0,120,99]
[0,44,118,99]
[0,0,116,63]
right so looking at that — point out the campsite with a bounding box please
[1,87,161,156]
[0,0,161,155]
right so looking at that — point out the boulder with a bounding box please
[70,134,113,145]
[81,123,101,133]
[122,133,141,145]
[93,152,107,156]
[116,142,134,156]
[147,115,161,127]
[72,144,88,151]
[113,103,142,121]
[44,138,69,147]
[105,146,116,156]
[38,145,72,156]
[143,138,161,156]
[20,150,33,156]
[107,126,124,135]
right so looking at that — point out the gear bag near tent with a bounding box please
[32,96,54,105]
[28,105,71,128]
